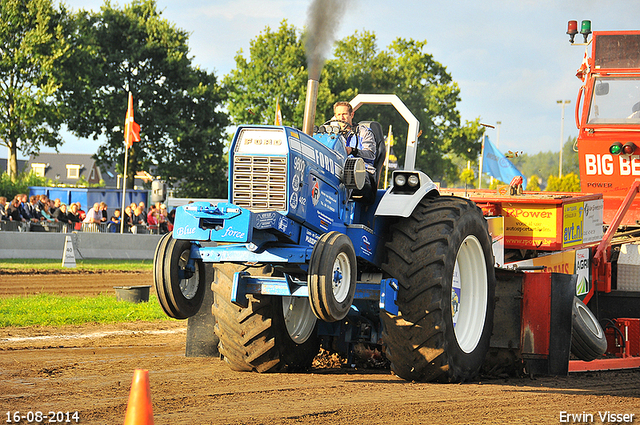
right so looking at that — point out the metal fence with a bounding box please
[0,221,165,234]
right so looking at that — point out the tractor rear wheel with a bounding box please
[212,263,319,372]
[381,196,496,382]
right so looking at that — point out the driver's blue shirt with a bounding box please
[344,125,376,175]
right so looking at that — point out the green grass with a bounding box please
[0,258,153,272]
[0,293,172,327]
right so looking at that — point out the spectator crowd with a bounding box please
[0,194,174,234]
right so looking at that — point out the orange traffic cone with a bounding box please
[123,369,154,425]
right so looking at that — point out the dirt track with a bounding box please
[1,271,639,424]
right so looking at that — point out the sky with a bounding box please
[32,0,640,159]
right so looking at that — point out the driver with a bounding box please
[333,101,377,204]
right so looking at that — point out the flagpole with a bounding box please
[120,91,132,234]
[478,134,485,189]
[384,125,392,189]
[120,134,128,234]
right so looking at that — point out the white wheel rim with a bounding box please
[576,302,603,338]
[451,235,488,353]
[282,296,317,344]
[332,252,351,303]
[178,250,199,300]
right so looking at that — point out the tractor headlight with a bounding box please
[391,172,422,194]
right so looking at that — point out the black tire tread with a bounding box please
[211,263,318,373]
[381,196,495,383]
[571,297,607,361]
[155,235,205,319]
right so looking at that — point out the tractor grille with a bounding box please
[232,155,288,211]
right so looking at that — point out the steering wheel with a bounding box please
[322,118,353,133]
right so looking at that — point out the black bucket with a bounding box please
[114,285,151,303]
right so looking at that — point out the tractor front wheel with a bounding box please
[153,233,205,319]
[308,231,357,322]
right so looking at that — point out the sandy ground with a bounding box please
[1,271,639,424]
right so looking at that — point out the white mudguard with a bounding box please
[374,171,440,218]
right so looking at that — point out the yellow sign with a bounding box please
[562,202,584,248]
[508,250,576,274]
[502,205,557,239]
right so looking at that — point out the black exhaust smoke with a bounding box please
[301,0,352,135]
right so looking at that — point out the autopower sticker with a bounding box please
[361,235,373,258]
[451,262,461,327]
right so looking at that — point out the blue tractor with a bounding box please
[154,89,496,382]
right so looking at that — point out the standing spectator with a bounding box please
[124,206,134,231]
[68,203,82,230]
[76,202,86,222]
[6,197,25,222]
[51,198,61,215]
[99,202,108,223]
[52,204,69,223]
[158,204,170,233]
[17,194,29,221]
[138,201,146,217]
[146,204,158,231]
[167,208,176,232]
[52,204,70,232]
[108,209,121,232]
[133,206,146,225]
[36,195,49,216]
[0,196,7,220]
[7,197,28,231]
[40,202,55,223]
[83,202,102,224]
[26,195,41,222]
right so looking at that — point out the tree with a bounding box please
[545,173,580,192]
[224,25,482,185]
[562,137,579,176]
[459,168,475,189]
[510,137,580,189]
[526,174,541,191]
[63,0,228,197]
[0,0,71,181]
[325,33,483,183]
[224,21,309,127]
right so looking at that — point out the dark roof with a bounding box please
[0,158,28,174]
[27,153,119,187]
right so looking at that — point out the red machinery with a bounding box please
[444,22,640,375]
[572,23,640,225]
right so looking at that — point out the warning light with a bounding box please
[623,142,638,155]
[567,20,578,44]
[609,142,623,155]
[580,20,592,43]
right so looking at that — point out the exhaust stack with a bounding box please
[302,79,319,136]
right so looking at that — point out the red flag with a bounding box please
[576,48,590,81]
[274,99,283,126]
[125,92,141,149]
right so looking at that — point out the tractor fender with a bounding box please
[374,171,439,218]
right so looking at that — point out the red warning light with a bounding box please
[623,142,637,155]
[567,21,578,43]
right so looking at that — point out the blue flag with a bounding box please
[482,135,526,188]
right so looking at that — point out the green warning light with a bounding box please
[609,142,623,155]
